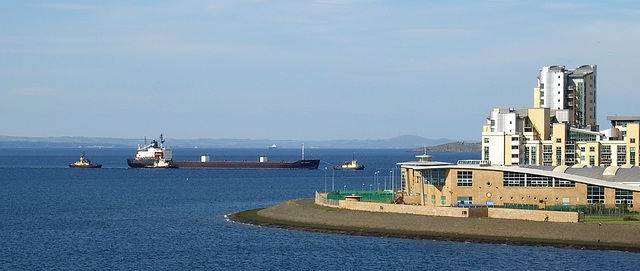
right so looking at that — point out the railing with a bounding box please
[457,160,491,166]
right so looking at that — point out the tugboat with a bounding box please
[69,152,102,168]
[334,154,365,170]
[127,134,173,168]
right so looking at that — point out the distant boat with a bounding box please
[334,154,365,170]
[69,152,102,168]
[269,144,277,149]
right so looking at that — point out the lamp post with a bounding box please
[390,170,393,191]
[373,171,378,190]
[332,168,335,191]
[324,167,327,193]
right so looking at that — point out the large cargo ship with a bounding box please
[127,134,173,168]
[127,135,320,170]
[171,155,320,169]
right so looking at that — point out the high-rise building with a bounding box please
[482,65,640,167]
[533,65,597,130]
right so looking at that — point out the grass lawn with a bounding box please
[582,214,640,224]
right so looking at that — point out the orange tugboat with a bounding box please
[69,152,102,168]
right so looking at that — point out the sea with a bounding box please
[1,147,638,270]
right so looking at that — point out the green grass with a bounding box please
[582,215,640,224]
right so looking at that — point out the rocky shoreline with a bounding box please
[229,198,640,253]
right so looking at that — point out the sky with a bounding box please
[2,1,640,141]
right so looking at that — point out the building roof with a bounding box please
[607,116,640,121]
[401,161,640,192]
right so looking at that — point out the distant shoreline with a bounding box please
[229,198,640,253]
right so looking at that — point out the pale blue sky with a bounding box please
[2,1,640,141]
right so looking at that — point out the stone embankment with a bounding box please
[229,198,640,252]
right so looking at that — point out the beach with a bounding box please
[230,198,640,252]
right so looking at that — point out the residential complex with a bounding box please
[399,65,640,214]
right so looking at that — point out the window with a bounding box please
[441,196,446,206]
[457,197,473,205]
[503,171,525,187]
[617,145,627,165]
[615,189,634,207]
[531,147,537,165]
[589,147,595,152]
[457,171,473,187]
[484,138,489,143]
[527,174,552,187]
[425,169,446,186]
[431,195,436,204]
[484,146,489,160]
[631,147,636,165]
[556,138,562,143]
[631,138,636,143]
[504,171,574,188]
[556,179,575,187]
[556,147,562,165]
[587,184,605,204]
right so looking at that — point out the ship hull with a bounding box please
[128,158,320,169]
[127,158,171,168]
[171,159,320,169]
[334,165,365,170]
[69,164,102,168]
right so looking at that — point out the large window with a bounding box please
[587,184,605,204]
[527,174,552,187]
[425,169,446,186]
[504,171,575,187]
[484,146,489,160]
[556,147,562,165]
[457,171,473,187]
[503,172,525,187]
[616,189,634,207]
[556,179,576,187]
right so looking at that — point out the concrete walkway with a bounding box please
[231,198,640,252]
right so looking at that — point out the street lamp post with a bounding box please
[332,168,335,191]
[324,167,327,193]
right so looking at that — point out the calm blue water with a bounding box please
[1,148,638,270]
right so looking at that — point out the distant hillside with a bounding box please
[414,141,481,152]
[0,135,459,149]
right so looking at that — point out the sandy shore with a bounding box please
[229,198,640,252]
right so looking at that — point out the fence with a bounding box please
[326,190,395,203]
[315,191,339,206]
